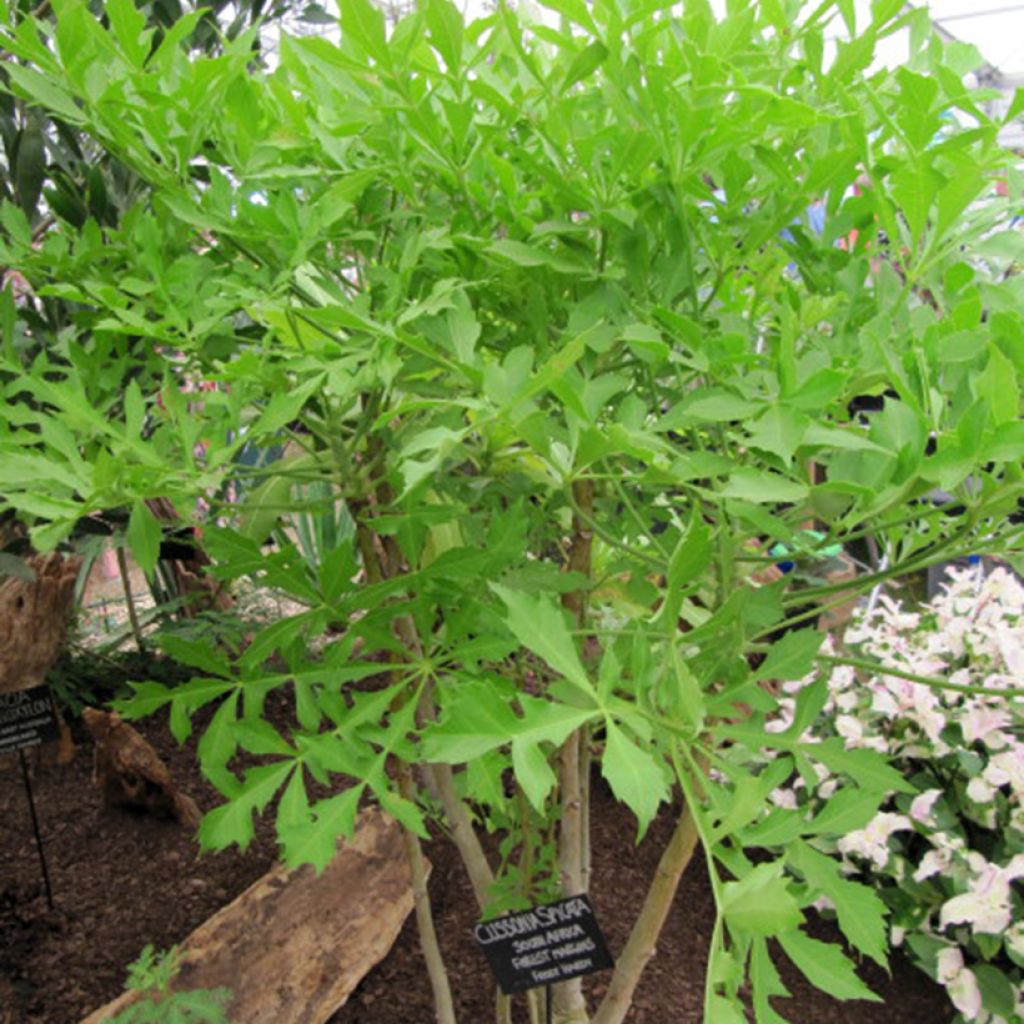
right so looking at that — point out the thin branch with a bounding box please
[398,760,458,1024]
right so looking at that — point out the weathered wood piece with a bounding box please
[82,708,201,828]
[81,808,420,1024]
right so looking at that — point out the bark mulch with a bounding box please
[1,694,952,1024]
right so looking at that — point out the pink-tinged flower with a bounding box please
[834,688,859,713]
[939,860,1024,935]
[1007,922,1024,959]
[936,946,965,984]
[765,699,795,733]
[915,706,948,745]
[835,715,863,744]
[997,630,1024,677]
[947,968,983,1021]
[860,734,891,754]
[984,745,1024,794]
[914,847,953,883]
[961,705,1012,748]
[966,777,996,804]
[869,685,899,716]
[909,789,942,826]
[770,787,798,810]
[936,944,983,1019]
[837,813,912,868]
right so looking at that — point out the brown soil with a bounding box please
[1,693,953,1024]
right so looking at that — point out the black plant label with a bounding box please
[0,685,61,755]
[474,894,615,995]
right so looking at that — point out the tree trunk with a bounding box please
[591,806,700,1024]
[556,480,594,1023]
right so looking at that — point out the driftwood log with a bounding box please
[0,551,81,763]
[81,808,420,1024]
[81,708,201,828]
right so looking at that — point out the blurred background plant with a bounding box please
[764,567,1024,1024]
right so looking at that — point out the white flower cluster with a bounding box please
[769,567,1024,1024]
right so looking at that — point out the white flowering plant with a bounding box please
[765,567,1024,1024]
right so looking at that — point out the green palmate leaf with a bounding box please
[562,41,608,92]
[280,785,363,873]
[890,158,944,248]
[378,788,428,839]
[340,0,389,66]
[746,406,808,466]
[751,937,791,1024]
[425,0,462,71]
[666,391,759,425]
[155,635,232,678]
[787,841,888,967]
[490,585,595,697]
[711,757,794,842]
[722,470,808,504]
[199,760,294,853]
[248,375,325,440]
[126,500,161,578]
[806,786,886,836]
[668,510,712,590]
[511,739,557,811]
[809,739,915,794]
[235,719,294,757]
[778,929,881,1002]
[706,995,747,1024]
[659,511,712,631]
[975,344,1020,427]
[424,681,595,763]
[740,807,805,847]
[196,693,241,793]
[487,239,550,267]
[755,629,824,683]
[721,861,804,937]
[114,681,175,719]
[423,681,519,762]
[781,675,828,741]
[276,765,311,832]
[600,721,668,836]
[106,0,151,66]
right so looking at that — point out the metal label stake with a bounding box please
[546,983,553,1024]
[19,749,54,910]
[2,684,61,911]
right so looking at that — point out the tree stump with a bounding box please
[0,552,81,692]
[0,552,81,763]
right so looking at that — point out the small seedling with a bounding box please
[107,945,231,1024]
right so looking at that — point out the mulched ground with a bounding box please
[1,679,953,1024]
